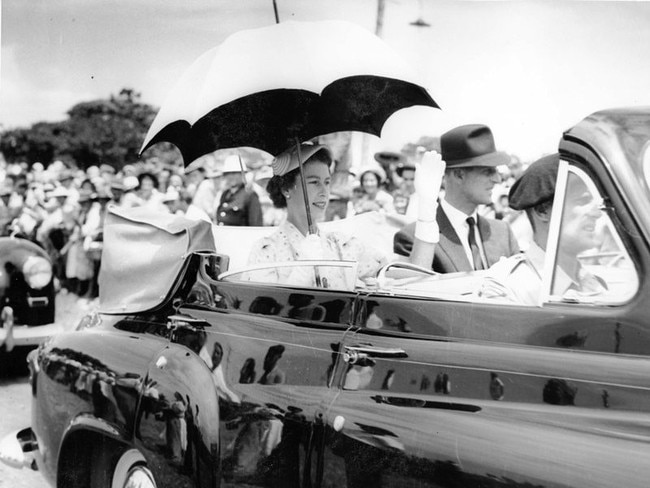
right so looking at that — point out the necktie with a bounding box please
[466,216,484,270]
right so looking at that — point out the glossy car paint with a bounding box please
[20,108,650,487]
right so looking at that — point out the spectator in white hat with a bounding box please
[215,155,262,226]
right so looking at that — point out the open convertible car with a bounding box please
[3,107,650,487]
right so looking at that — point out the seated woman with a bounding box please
[246,143,388,289]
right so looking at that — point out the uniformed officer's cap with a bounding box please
[509,153,559,210]
[272,143,332,176]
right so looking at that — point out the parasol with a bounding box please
[140,20,439,164]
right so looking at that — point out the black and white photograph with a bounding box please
[2,1,650,487]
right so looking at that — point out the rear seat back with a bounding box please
[211,211,404,273]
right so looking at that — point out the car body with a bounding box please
[0,236,61,359]
[3,107,650,488]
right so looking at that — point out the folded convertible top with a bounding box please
[98,206,216,314]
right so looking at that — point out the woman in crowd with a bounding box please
[136,172,166,212]
[246,143,387,288]
[352,166,396,215]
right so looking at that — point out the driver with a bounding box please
[478,154,607,304]
[245,143,387,288]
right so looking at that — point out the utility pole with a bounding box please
[376,0,385,37]
[272,0,280,24]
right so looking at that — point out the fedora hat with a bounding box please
[374,151,406,168]
[441,124,509,168]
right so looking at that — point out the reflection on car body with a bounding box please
[0,235,61,371]
[5,108,650,488]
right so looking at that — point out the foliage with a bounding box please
[0,88,179,170]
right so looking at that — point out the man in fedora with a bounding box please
[215,154,263,226]
[395,124,519,273]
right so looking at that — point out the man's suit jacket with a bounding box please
[393,206,520,273]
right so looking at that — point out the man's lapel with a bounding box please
[437,206,472,272]
[477,215,499,267]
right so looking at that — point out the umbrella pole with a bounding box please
[236,154,247,186]
[294,138,323,288]
[294,138,316,234]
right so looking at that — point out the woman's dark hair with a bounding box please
[80,178,96,193]
[266,149,331,208]
[137,171,159,189]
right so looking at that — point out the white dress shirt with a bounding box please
[440,199,487,269]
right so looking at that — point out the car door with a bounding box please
[323,156,650,488]
[175,257,359,487]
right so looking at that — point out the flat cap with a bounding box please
[509,153,559,210]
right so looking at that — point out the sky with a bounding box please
[2,0,650,162]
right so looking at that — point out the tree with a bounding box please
[63,88,159,169]
[0,88,177,170]
[0,122,71,167]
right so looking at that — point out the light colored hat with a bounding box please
[255,165,274,182]
[99,163,116,175]
[59,169,75,182]
[50,186,69,198]
[359,164,387,184]
[123,176,139,191]
[272,143,332,176]
[222,154,246,174]
[162,188,180,203]
[184,159,205,175]
[77,190,94,203]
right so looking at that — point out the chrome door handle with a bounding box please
[343,344,408,364]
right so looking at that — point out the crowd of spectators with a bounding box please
[0,149,527,301]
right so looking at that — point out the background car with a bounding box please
[4,107,650,488]
[0,236,61,374]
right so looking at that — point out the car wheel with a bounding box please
[91,447,156,488]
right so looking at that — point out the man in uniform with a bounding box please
[479,153,606,304]
[391,160,417,217]
[215,155,263,226]
[395,124,519,272]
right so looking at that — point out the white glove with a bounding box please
[414,150,446,243]
[297,233,326,260]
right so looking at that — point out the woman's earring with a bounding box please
[284,193,291,200]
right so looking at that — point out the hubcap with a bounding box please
[123,466,156,488]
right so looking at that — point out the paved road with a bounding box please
[0,292,94,488]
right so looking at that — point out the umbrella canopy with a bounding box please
[141,20,439,164]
